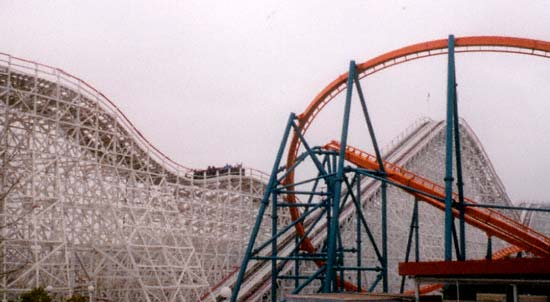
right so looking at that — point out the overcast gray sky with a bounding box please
[1,1,550,201]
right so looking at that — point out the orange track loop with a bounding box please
[325,141,550,257]
[285,36,550,248]
[297,36,550,136]
[282,36,550,294]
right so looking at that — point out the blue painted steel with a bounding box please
[271,190,278,302]
[354,68,388,292]
[356,175,362,292]
[343,178,383,261]
[252,201,325,253]
[400,198,420,293]
[277,174,335,190]
[444,34,456,261]
[323,60,356,292]
[272,207,328,269]
[292,267,326,294]
[336,266,382,271]
[451,222,462,260]
[291,121,329,176]
[465,203,550,212]
[275,190,329,196]
[233,51,482,297]
[356,169,446,202]
[253,256,326,261]
[238,145,344,300]
[354,76,385,172]
[486,235,493,260]
[381,183,388,292]
[368,275,383,292]
[230,113,296,302]
[414,199,420,263]
[294,236,300,288]
[452,50,466,262]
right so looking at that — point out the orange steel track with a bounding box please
[325,141,550,257]
[283,36,550,293]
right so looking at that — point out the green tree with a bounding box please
[66,294,88,302]
[19,287,52,302]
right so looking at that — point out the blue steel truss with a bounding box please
[230,61,391,301]
[230,35,498,301]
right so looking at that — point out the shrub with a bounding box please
[66,294,88,302]
[19,288,52,302]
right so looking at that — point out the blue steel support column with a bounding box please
[414,199,420,262]
[380,182,388,291]
[400,198,420,293]
[451,222,462,259]
[323,61,356,292]
[354,61,388,292]
[356,174,362,292]
[444,34,456,261]
[271,191,278,302]
[453,88,466,261]
[486,235,493,260]
[294,236,300,289]
[231,114,296,302]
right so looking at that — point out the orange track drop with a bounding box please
[279,36,550,294]
[324,141,550,257]
[284,36,550,259]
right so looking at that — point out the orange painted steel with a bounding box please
[294,36,550,141]
[285,37,550,251]
[399,257,550,277]
[401,245,523,295]
[324,141,550,257]
[282,36,550,293]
